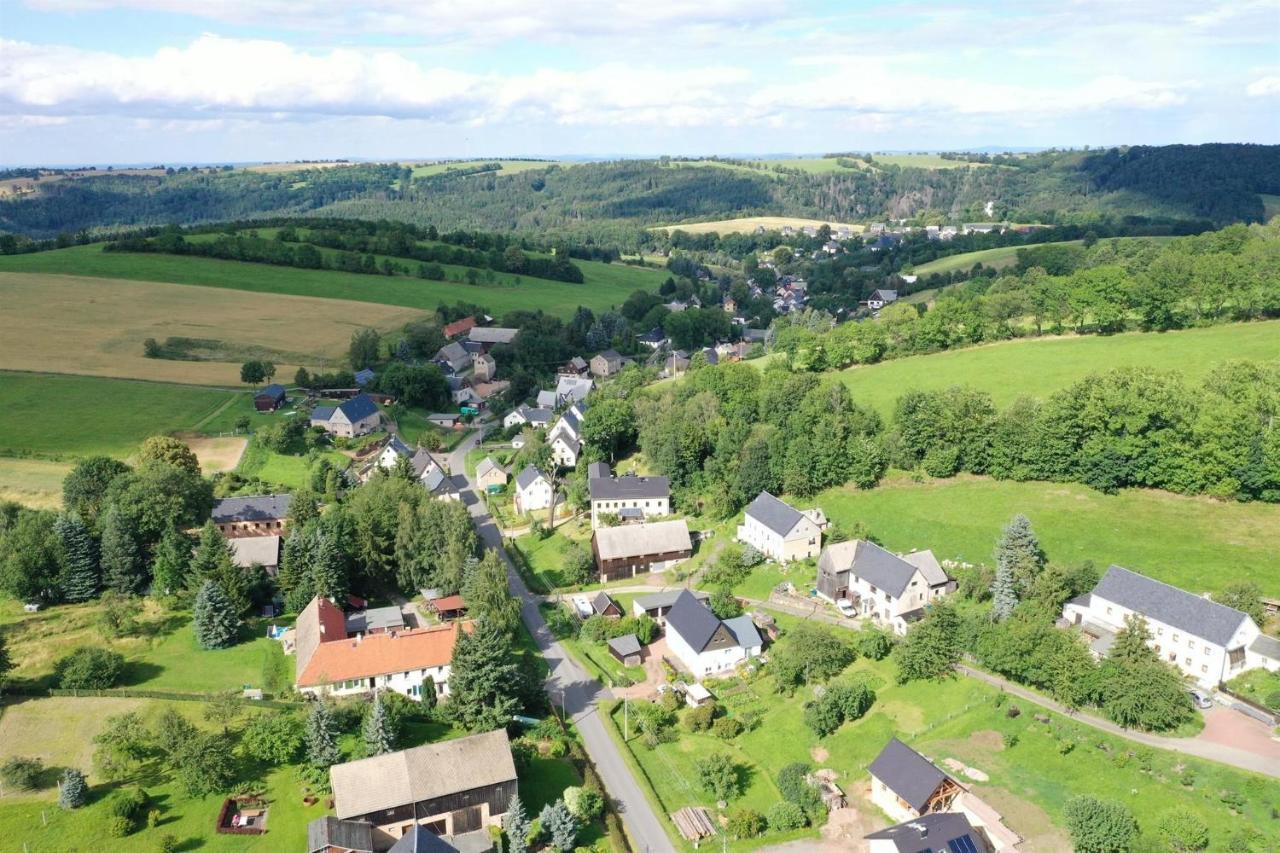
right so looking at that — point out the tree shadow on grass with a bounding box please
[119,661,165,687]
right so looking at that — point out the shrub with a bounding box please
[147,809,162,829]
[1265,690,1280,712]
[1002,730,1020,748]
[685,701,717,732]
[105,816,133,838]
[1158,810,1210,852]
[58,768,88,809]
[1219,789,1245,811]
[1063,795,1138,853]
[157,835,179,853]
[726,808,765,839]
[855,628,892,660]
[712,716,743,739]
[0,757,43,791]
[777,762,824,816]
[54,646,126,689]
[767,801,808,832]
[563,786,603,821]
[1179,768,1196,787]
[106,786,147,821]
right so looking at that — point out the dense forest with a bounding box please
[2,145,1276,243]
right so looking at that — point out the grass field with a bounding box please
[655,216,864,236]
[1260,193,1280,220]
[911,236,1178,277]
[0,244,665,320]
[409,159,565,177]
[0,271,416,385]
[812,472,1280,596]
[835,320,1280,418]
[0,458,72,509]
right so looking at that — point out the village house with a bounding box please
[442,316,476,339]
[590,349,624,378]
[474,457,507,492]
[632,589,710,624]
[591,519,693,582]
[736,491,824,562]
[817,541,955,635]
[211,494,292,538]
[293,595,467,700]
[547,403,585,468]
[323,729,517,849]
[869,738,965,823]
[467,326,519,352]
[472,352,496,382]
[310,394,382,438]
[636,328,667,350]
[513,465,554,515]
[663,350,691,378]
[254,383,287,412]
[588,462,670,529]
[663,590,762,680]
[537,375,593,409]
[228,535,281,575]
[503,404,554,430]
[558,356,590,378]
[865,813,988,853]
[353,368,376,387]
[1062,565,1280,689]
[433,342,472,375]
[865,289,899,310]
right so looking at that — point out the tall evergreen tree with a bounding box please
[99,504,143,594]
[539,800,578,852]
[991,561,1019,621]
[363,696,395,756]
[994,514,1045,593]
[310,530,347,602]
[57,768,88,809]
[1108,614,1155,665]
[0,632,11,693]
[55,512,98,602]
[448,619,521,731]
[150,527,191,596]
[502,792,532,853]
[190,521,250,613]
[192,580,241,650]
[306,701,340,769]
[461,551,520,636]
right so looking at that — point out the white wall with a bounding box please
[304,664,451,700]
[666,627,752,681]
[590,496,669,529]
[516,479,553,513]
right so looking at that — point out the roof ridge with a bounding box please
[1107,564,1247,621]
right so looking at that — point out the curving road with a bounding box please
[447,432,676,853]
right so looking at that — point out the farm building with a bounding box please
[228,534,280,575]
[588,463,670,529]
[427,594,469,621]
[467,326,519,349]
[590,349,623,377]
[254,383,287,411]
[310,394,382,438]
[608,634,643,666]
[211,494,292,537]
[345,605,406,635]
[817,541,954,635]
[307,816,374,853]
[591,519,693,582]
[443,316,476,339]
[869,738,964,823]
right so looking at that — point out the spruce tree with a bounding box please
[310,530,347,603]
[991,561,1019,621]
[190,521,235,585]
[363,695,395,756]
[306,701,340,769]
[447,618,521,731]
[192,580,241,650]
[1108,615,1155,665]
[994,514,1045,593]
[55,512,99,602]
[278,528,312,611]
[57,768,88,809]
[539,800,578,852]
[99,505,143,594]
[502,792,532,853]
[150,527,191,596]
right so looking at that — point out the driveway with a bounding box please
[1199,706,1280,760]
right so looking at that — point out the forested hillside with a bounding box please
[3,144,1277,242]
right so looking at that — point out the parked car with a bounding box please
[836,599,856,618]
[1188,688,1213,710]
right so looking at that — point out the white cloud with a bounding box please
[1245,75,1280,97]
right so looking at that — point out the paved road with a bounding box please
[448,431,676,853]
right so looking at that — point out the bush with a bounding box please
[1219,789,1245,811]
[106,786,148,821]
[1063,795,1138,853]
[106,816,134,838]
[685,701,717,732]
[726,808,766,839]
[855,628,892,660]
[1002,730,1020,748]
[695,753,743,801]
[147,809,162,829]
[54,646,126,689]
[767,801,808,832]
[58,768,88,808]
[1265,690,1280,712]
[1,757,43,790]
[563,786,604,821]
[1159,810,1210,852]
[712,716,743,739]
[157,835,179,853]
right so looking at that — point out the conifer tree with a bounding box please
[150,527,191,596]
[991,561,1019,621]
[994,514,1045,593]
[57,768,88,809]
[193,580,240,649]
[99,505,143,594]
[310,530,347,602]
[306,701,340,769]
[55,512,98,602]
[539,800,578,852]
[190,521,250,614]
[448,618,521,731]
[278,528,311,611]
[1108,614,1155,665]
[363,695,395,756]
[503,792,532,853]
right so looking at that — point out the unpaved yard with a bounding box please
[181,434,249,473]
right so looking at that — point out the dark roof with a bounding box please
[1249,633,1280,661]
[868,738,954,812]
[256,383,286,400]
[744,491,807,537]
[596,349,622,362]
[388,824,458,853]
[590,473,670,502]
[337,394,379,422]
[724,615,762,649]
[346,606,406,634]
[619,507,644,519]
[742,328,768,342]
[1092,565,1249,647]
[311,405,336,421]
[871,289,899,301]
[515,465,544,491]
[211,493,292,523]
[634,589,709,611]
[308,816,374,853]
[354,368,376,385]
[592,591,618,614]
[665,590,724,653]
[608,634,642,658]
[849,540,920,598]
[587,461,611,479]
[863,812,980,853]
[637,327,666,343]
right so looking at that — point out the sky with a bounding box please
[1,0,1278,164]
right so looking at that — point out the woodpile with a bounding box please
[670,806,717,841]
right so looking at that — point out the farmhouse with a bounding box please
[433,342,472,375]
[513,465,554,515]
[311,394,382,438]
[1062,565,1280,689]
[663,590,762,680]
[592,519,693,582]
[503,405,553,430]
[472,352,496,382]
[663,350,691,378]
[736,491,823,562]
[817,541,954,635]
[442,316,476,339]
[211,493,291,537]
[474,457,507,492]
[588,463,670,529]
[293,595,466,700]
[590,349,623,377]
[228,534,281,575]
[254,383,287,412]
[547,403,586,467]
[559,356,589,378]
[865,813,988,853]
[327,730,517,848]
[632,589,710,624]
[636,327,667,349]
[374,435,416,471]
[865,289,898,310]
[869,738,964,823]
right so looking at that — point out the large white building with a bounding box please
[1063,565,1280,689]
[817,541,954,635]
[587,462,670,529]
[736,491,825,563]
[513,465,554,515]
[310,394,381,438]
[663,590,762,680]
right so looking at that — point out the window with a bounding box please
[1157,627,1163,636]
[1173,634,1180,643]
[1106,607,1113,615]
[1188,641,1195,651]
[1204,647,1211,656]
[1201,665,1208,674]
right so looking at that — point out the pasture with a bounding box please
[911,235,1178,277]
[0,458,72,509]
[0,272,417,385]
[0,244,666,319]
[835,320,1280,418]
[656,216,864,236]
[814,472,1280,596]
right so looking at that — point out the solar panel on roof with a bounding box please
[948,835,978,853]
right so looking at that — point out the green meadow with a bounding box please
[911,235,1177,276]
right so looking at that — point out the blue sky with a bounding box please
[1,0,1277,164]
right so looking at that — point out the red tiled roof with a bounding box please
[297,621,472,687]
[429,594,467,612]
[443,316,477,339]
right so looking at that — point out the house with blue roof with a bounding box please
[310,394,382,438]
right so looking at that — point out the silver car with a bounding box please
[1187,688,1213,710]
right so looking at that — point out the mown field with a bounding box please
[0,272,416,385]
[409,159,567,177]
[911,235,1178,277]
[656,216,864,236]
[0,458,73,509]
[813,473,1280,597]
[835,320,1280,418]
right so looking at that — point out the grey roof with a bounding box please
[468,326,519,344]
[634,589,709,612]
[637,328,666,343]
[388,825,457,853]
[821,540,920,599]
[744,491,807,538]
[863,812,979,853]
[724,615,762,649]
[592,519,692,561]
[384,435,413,457]
[608,634,642,658]
[422,467,454,495]
[665,590,723,653]
[1248,633,1280,661]
[337,394,379,422]
[308,816,374,853]
[901,550,950,587]
[256,383,286,400]
[229,535,280,568]
[590,473,670,502]
[346,605,405,634]
[331,730,516,819]
[592,591,619,614]
[568,356,588,370]
[475,456,505,479]
[595,349,622,362]
[868,738,954,812]
[211,493,292,523]
[518,406,553,425]
[559,406,582,435]
[515,464,545,491]
[354,368,376,385]
[1092,565,1249,647]
[410,447,440,479]
[311,405,336,421]
[619,507,644,520]
[871,289,899,301]
[742,328,768,342]
[587,461,611,480]
[536,390,558,408]
[435,341,470,370]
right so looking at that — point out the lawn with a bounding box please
[0,243,665,319]
[0,457,72,509]
[512,526,591,592]
[237,443,350,490]
[0,270,414,385]
[834,320,1280,418]
[812,472,1280,597]
[395,408,468,451]
[1223,668,1280,709]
